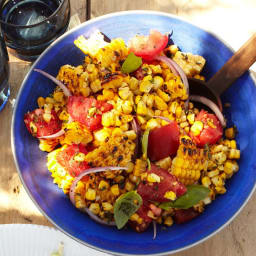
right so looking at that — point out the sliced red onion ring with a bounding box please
[153,221,157,240]
[84,208,116,226]
[155,55,189,108]
[38,129,65,139]
[190,95,226,127]
[153,115,173,124]
[131,118,140,136]
[34,69,72,97]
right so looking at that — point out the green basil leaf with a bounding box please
[159,185,210,210]
[142,129,150,160]
[121,52,142,74]
[114,191,142,229]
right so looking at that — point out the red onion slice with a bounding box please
[34,69,72,97]
[153,116,173,124]
[83,208,116,226]
[153,221,157,240]
[155,55,189,107]
[190,95,226,127]
[38,129,65,139]
[131,118,141,158]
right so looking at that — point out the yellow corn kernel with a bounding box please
[175,106,182,118]
[156,157,172,170]
[94,129,110,144]
[122,101,133,114]
[146,118,160,130]
[129,77,139,91]
[112,127,123,137]
[215,186,226,194]
[135,95,142,104]
[85,188,96,201]
[102,111,115,127]
[37,97,45,108]
[103,89,115,100]
[228,149,240,159]
[45,97,55,104]
[43,113,52,123]
[187,113,195,125]
[164,216,174,226]
[120,123,129,131]
[124,130,137,140]
[140,79,153,93]
[208,169,219,178]
[102,202,113,211]
[154,95,168,111]
[164,191,177,200]
[224,160,239,175]
[73,152,86,162]
[130,213,143,224]
[220,172,227,180]
[89,203,100,214]
[75,196,86,209]
[202,176,211,187]
[157,89,170,102]
[81,86,91,97]
[230,140,237,149]
[53,91,64,103]
[153,76,164,90]
[111,184,120,196]
[126,162,134,173]
[225,127,236,139]
[180,121,189,128]
[212,152,227,164]
[90,79,102,93]
[98,180,110,190]
[211,176,224,187]
[134,159,147,176]
[191,121,204,136]
[29,122,37,134]
[147,108,155,118]
[125,181,135,191]
[147,173,161,183]
[137,100,148,115]
[119,86,132,100]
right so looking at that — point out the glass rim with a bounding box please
[0,0,69,28]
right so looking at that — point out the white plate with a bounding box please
[0,224,111,256]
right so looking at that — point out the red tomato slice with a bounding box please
[191,110,223,147]
[56,144,90,177]
[24,109,62,138]
[67,96,113,131]
[174,208,200,224]
[148,122,180,161]
[137,164,187,203]
[128,30,168,60]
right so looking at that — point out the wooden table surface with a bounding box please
[1,1,255,255]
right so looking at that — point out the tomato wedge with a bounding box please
[128,30,168,60]
[67,96,113,131]
[56,144,90,177]
[137,164,187,203]
[24,109,62,138]
[148,122,180,161]
[191,110,223,147]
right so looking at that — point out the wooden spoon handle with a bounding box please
[207,33,256,95]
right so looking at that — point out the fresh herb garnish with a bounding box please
[159,185,210,210]
[121,52,142,74]
[114,191,142,229]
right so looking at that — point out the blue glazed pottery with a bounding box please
[11,11,256,255]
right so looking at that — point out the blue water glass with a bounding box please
[0,0,70,61]
[0,31,9,112]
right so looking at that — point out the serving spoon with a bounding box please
[189,33,256,111]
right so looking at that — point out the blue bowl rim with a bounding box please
[11,10,256,256]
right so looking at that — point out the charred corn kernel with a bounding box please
[120,123,129,131]
[156,157,172,170]
[212,152,227,164]
[98,180,110,190]
[215,186,226,194]
[121,101,133,114]
[154,95,168,110]
[85,188,96,201]
[90,79,102,93]
[37,97,45,108]
[130,213,143,224]
[208,169,219,178]
[125,181,135,191]
[164,216,174,226]
[212,144,228,153]
[134,159,147,176]
[228,149,240,159]
[230,140,237,149]
[29,122,37,133]
[45,97,55,104]
[140,79,153,93]
[220,172,227,180]
[211,176,224,187]
[119,86,132,100]
[147,173,161,183]
[137,100,148,115]
[153,76,164,90]
[89,203,100,214]
[126,162,134,173]
[112,127,123,137]
[53,91,64,102]
[202,176,211,187]
[102,202,113,211]
[157,89,170,102]
[43,113,52,123]
[110,184,120,196]
[164,191,176,200]
[94,129,110,144]
[75,195,86,208]
[74,152,86,162]
[225,127,236,139]
[147,108,155,118]
[146,118,160,130]
[224,160,239,175]
[124,130,137,140]
[102,111,115,127]
[191,121,204,136]
[135,95,142,104]
[188,102,194,109]
[187,113,195,125]
[102,89,115,100]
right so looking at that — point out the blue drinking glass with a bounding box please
[0,29,9,112]
[0,0,70,61]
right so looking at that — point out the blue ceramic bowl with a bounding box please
[12,11,256,255]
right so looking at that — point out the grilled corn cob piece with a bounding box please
[171,137,209,185]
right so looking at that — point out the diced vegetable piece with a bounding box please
[121,52,142,74]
